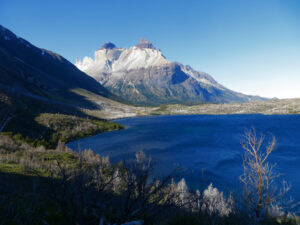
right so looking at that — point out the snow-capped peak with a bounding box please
[76,39,170,76]
[99,42,117,50]
[74,38,263,105]
[136,37,156,49]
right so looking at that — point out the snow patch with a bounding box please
[76,46,170,77]
[75,41,227,94]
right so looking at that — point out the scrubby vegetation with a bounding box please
[0,89,124,149]
[0,133,299,225]
[0,94,124,149]
[2,113,123,148]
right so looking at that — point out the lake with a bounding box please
[68,114,300,201]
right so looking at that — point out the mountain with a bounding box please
[0,25,116,110]
[76,38,265,105]
[0,25,151,125]
[0,25,131,147]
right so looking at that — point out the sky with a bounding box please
[1,0,300,99]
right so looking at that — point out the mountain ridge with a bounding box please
[0,24,122,109]
[76,38,265,106]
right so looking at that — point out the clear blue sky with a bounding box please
[1,0,300,98]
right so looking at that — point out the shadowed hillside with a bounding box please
[0,25,124,147]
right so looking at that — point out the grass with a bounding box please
[0,162,22,174]
[0,144,80,177]
[33,150,78,165]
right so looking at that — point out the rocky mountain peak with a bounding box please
[136,38,156,49]
[75,37,265,105]
[100,42,117,50]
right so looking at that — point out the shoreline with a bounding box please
[108,111,300,121]
[70,113,300,146]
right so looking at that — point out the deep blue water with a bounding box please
[68,115,300,201]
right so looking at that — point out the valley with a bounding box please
[73,88,300,119]
[0,22,299,225]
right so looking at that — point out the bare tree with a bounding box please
[33,149,118,225]
[116,151,179,224]
[240,128,290,218]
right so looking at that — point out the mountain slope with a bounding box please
[76,38,265,105]
[0,25,117,109]
[0,25,126,147]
